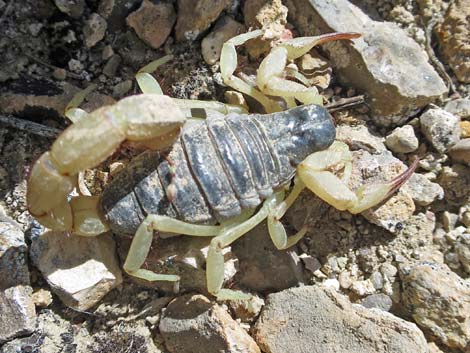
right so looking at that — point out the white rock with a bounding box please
[30,231,122,310]
[385,125,419,153]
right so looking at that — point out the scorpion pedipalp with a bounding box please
[27,94,186,235]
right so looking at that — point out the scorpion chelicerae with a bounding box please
[27,30,417,300]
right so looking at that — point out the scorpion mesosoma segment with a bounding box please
[27,31,416,300]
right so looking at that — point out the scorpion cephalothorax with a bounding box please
[27,30,417,300]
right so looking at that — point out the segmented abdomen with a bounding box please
[101,113,295,235]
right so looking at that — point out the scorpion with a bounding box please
[27,31,417,300]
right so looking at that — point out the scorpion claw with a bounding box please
[298,142,418,214]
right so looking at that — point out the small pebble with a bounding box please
[83,13,107,47]
[449,138,470,165]
[52,68,67,81]
[103,54,122,78]
[442,211,459,232]
[420,107,461,153]
[360,293,393,311]
[385,125,419,153]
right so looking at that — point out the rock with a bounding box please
[403,173,444,206]
[126,0,176,49]
[351,279,376,296]
[30,231,122,311]
[160,294,261,353]
[83,13,107,48]
[445,97,470,119]
[118,235,237,295]
[385,125,419,153]
[103,54,122,78]
[175,0,231,42]
[361,293,393,311]
[427,342,446,353]
[350,150,415,232]
[0,286,36,344]
[401,262,470,350]
[286,0,447,126]
[253,286,427,353]
[420,107,461,153]
[242,0,289,57]
[0,75,79,120]
[436,0,470,83]
[31,289,53,308]
[455,234,470,274]
[0,307,164,353]
[112,79,133,98]
[449,138,470,165]
[201,16,244,65]
[98,0,141,32]
[53,0,85,18]
[437,165,470,206]
[228,294,265,323]
[0,217,29,288]
[461,121,470,138]
[442,211,458,232]
[232,222,306,292]
[336,124,386,154]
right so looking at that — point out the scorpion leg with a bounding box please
[257,33,361,105]
[207,192,285,300]
[136,56,247,116]
[124,215,222,288]
[220,30,282,113]
[267,179,309,250]
[297,141,418,214]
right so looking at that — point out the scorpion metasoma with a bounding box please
[27,30,417,299]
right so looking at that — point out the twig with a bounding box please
[0,114,61,138]
[325,95,366,112]
[423,18,457,96]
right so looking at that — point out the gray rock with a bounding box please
[445,97,470,119]
[437,165,470,206]
[385,125,419,153]
[160,294,260,353]
[360,293,393,311]
[232,222,306,292]
[83,13,107,48]
[449,138,470,165]
[30,231,122,311]
[286,0,447,126]
[0,286,36,344]
[0,217,29,288]
[253,286,427,353]
[420,107,461,153]
[403,173,444,206]
[53,0,85,18]
[0,215,36,343]
[336,124,386,154]
[401,262,470,350]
